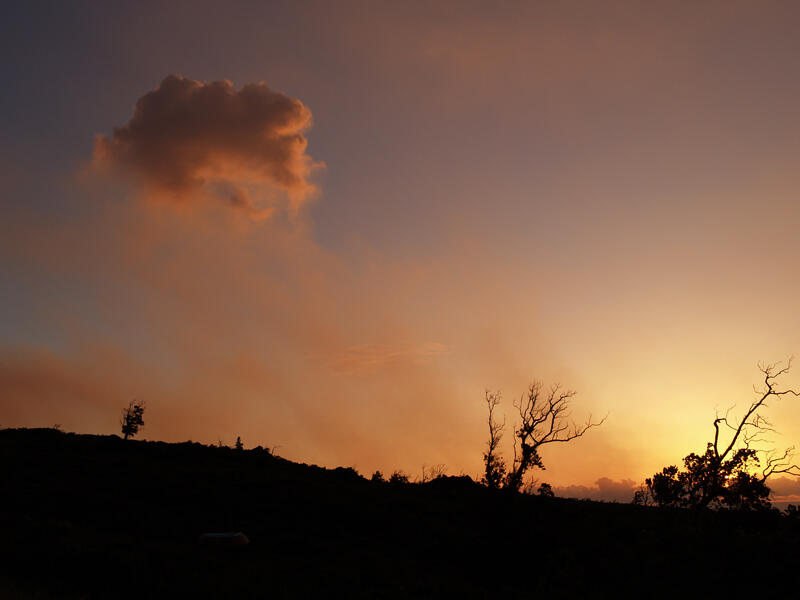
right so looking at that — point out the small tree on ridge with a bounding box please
[121,401,145,440]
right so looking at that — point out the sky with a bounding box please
[3,0,800,502]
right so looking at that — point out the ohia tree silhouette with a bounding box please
[636,360,800,510]
[482,381,605,493]
[121,401,145,440]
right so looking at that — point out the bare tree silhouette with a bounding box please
[482,382,605,492]
[481,390,506,489]
[420,463,448,482]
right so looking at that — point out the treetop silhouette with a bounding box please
[121,401,145,440]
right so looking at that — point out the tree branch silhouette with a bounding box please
[481,381,606,493]
[121,400,145,440]
[638,360,800,509]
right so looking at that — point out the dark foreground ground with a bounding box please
[2,428,799,598]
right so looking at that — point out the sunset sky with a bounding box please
[4,1,800,502]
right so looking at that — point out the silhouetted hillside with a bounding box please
[1,428,797,598]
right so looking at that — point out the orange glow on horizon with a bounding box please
[4,2,800,504]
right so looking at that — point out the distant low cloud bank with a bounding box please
[93,74,320,218]
[554,477,639,503]
[767,476,800,504]
[552,476,800,505]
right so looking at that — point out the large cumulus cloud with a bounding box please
[93,75,319,217]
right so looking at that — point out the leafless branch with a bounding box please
[714,359,799,462]
[761,447,800,481]
[504,382,606,492]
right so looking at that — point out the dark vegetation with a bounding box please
[120,401,145,441]
[482,381,605,492]
[637,361,800,510]
[3,428,800,598]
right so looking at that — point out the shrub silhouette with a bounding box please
[537,482,555,497]
[388,470,409,484]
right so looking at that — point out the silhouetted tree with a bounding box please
[235,436,244,451]
[388,470,409,484]
[371,470,385,483]
[482,381,605,492]
[537,482,555,497]
[421,463,447,482]
[637,361,800,510]
[481,390,507,489]
[121,401,145,440]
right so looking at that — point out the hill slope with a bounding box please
[1,428,798,598]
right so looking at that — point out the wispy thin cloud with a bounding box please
[322,342,449,376]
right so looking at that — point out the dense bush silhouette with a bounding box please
[637,449,772,510]
[388,470,409,484]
